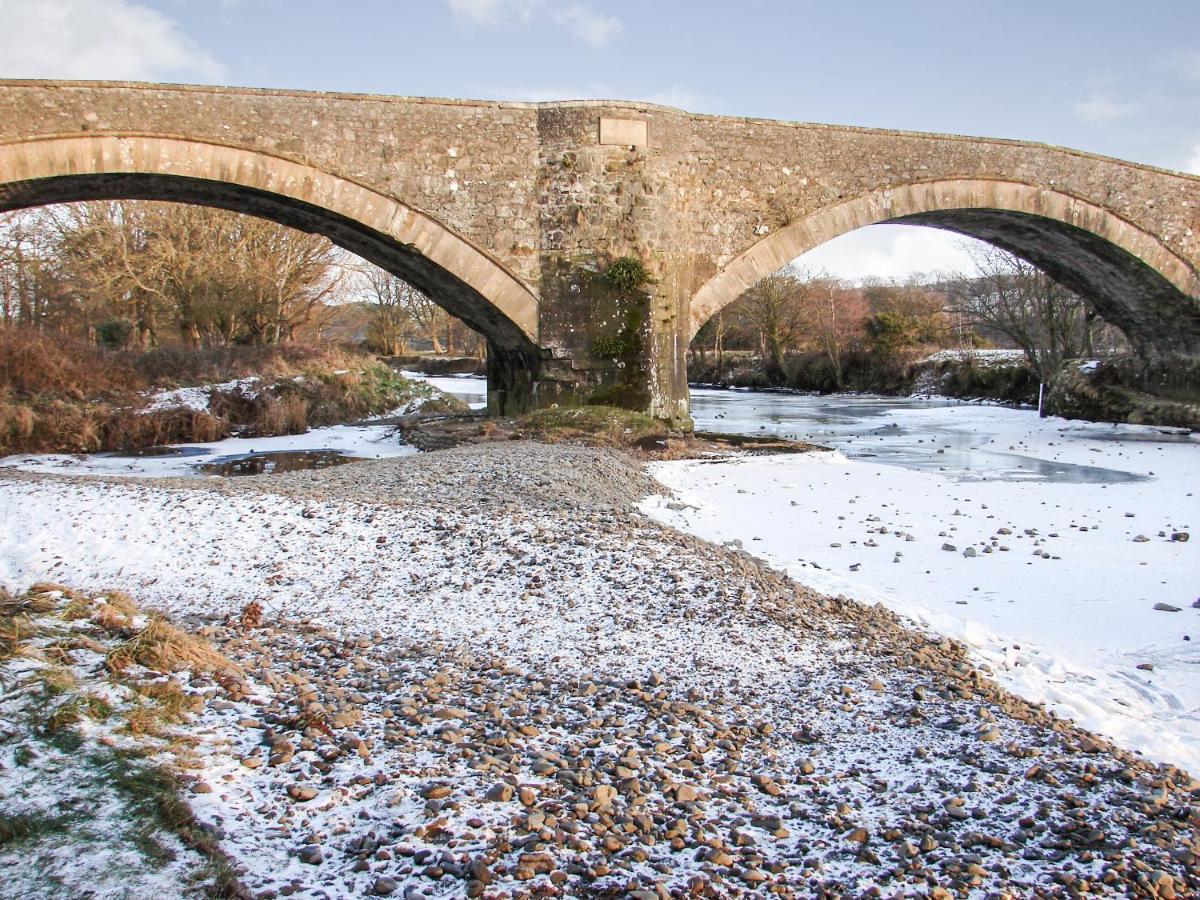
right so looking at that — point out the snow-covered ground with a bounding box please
[145,376,260,412]
[3,439,1198,895]
[401,371,488,409]
[642,400,1200,774]
[917,348,1027,367]
[0,424,416,478]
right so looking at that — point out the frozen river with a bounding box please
[691,386,1158,484]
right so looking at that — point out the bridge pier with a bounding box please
[497,254,692,428]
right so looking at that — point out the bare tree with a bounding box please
[51,202,176,346]
[946,245,1119,382]
[793,274,869,389]
[403,286,450,354]
[362,266,418,355]
[0,211,57,326]
[232,215,342,345]
[0,200,492,357]
[739,270,807,380]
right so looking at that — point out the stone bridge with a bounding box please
[2,80,1198,424]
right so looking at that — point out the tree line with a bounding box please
[693,244,1128,388]
[0,201,482,356]
[3,200,1126,384]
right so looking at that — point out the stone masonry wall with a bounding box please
[0,81,544,285]
[2,80,1198,422]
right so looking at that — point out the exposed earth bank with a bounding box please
[1,443,1197,898]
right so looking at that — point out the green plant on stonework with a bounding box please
[605,256,651,293]
[591,334,634,359]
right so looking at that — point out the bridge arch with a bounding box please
[689,178,1200,359]
[0,134,540,353]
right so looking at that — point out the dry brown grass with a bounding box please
[0,393,230,455]
[125,680,204,735]
[0,588,60,661]
[131,342,365,388]
[97,592,140,617]
[1,588,59,619]
[43,634,108,665]
[255,393,309,435]
[0,326,388,453]
[106,614,236,676]
[1,585,235,677]
[101,406,229,451]
[0,325,136,398]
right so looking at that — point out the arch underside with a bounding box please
[690,180,1200,359]
[892,210,1200,358]
[0,136,540,355]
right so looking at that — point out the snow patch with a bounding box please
[642,403,1200,774]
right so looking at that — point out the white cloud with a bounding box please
[795,225,986,283]
[0,0,223,82]
[1185,143,1200,175]
[471,81,613,101]
[446,0,539,25]
[1072,91,1140,125]
[447,0,621,48]
[551,4,621,48]
[636,85,709,111]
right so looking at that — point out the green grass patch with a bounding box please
[43,694,113,734]
[517,404,668,446]
[100,749,244,895]
[0,810,73,848]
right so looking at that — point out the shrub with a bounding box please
[0,325,136,398]
[95,319,135,349]
[938,360,1037,404]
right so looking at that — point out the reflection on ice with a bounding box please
[690,387,1168,483]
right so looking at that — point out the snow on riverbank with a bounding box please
[145,376,260,412]
[400,371,488,409]
[0,424,416,478]
[642,406,1200,775]
[3,443,1198,895]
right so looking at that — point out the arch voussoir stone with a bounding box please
[689,178,1200,357]
[0,134,540,350]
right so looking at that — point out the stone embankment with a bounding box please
[1,443,1197,897]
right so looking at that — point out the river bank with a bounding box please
[689,349,1039,406]
[1,443,1197,897]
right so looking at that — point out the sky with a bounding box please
[1,0,1197,282]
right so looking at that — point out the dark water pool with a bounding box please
[198,450,363,477]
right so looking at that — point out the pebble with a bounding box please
[297,846,323,865]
